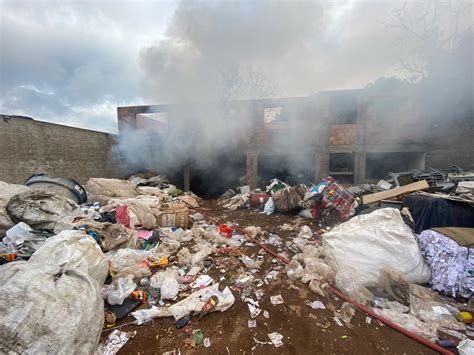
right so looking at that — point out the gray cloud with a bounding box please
[0,0,471,134]
[0,0,176,132]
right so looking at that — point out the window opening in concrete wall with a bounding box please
[331,95,357,124]
[258,154,313,187]
[365,152,426,180]
[329,152,355,183]
[189,153,246,197]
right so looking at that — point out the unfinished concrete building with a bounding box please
[118,87,474,194]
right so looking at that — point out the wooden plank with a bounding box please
[362,180,429,205]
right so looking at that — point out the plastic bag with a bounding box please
[409,284,465,331]
[177,247,192,265]
[298,225,313,239]
[102,275,137,305]
[150,269,180,300]
[305,259,333,281]
[458,339,474,355]
[374,308,438,342]
[335,266,374,304]
[286,259,305,280]
[107,249,151,279]
[376,267,410,304]
[240,255,264,270]
[263,197,275,215]
[191,244,213,266]
[132,283,235,323]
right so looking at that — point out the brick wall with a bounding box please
[0,115,122,184]
[329,124,356,145]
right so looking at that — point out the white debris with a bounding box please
[248,304,262,318]
[307,300,326,310]
[270,295,284,305]
[95,330,136,355]
[268,332,284,347]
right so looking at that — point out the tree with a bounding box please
[384,0,471,82]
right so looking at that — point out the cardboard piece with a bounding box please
[362,180,429,205]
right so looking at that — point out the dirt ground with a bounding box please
[107,200,436,355]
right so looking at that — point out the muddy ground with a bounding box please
[107,200,436,355]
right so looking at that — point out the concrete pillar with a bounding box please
[313,148,321,182]
[355,96,367,184]
[183,161,190,192]
[246,153,258,190]
[320,150,329,179]
[354,151,366,184]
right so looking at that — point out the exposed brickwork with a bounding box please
[329,124,357,145]
[0,116,121,184]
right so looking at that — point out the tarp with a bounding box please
[403,194,474,234]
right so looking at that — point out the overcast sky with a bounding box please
[0,0,470,133]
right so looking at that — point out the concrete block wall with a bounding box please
[0,115,122,184]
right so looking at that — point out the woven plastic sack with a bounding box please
[323,208,430,287]
[0,230,108,354]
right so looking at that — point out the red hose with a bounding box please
[328,286,453,355]
[183,201,453,354]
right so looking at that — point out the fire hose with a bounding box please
[182,201,453,354]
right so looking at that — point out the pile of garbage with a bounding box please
[218,176,359,226]
[0,168,473,354]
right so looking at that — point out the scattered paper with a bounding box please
[190,275,213,289]
[268,332,284,347]
[333,317,344,327]
[95,330,136,355]
[203,338,211,348]
[307,300,325,310]
[263,310,270,319]
[242,296,259,307]
[248,320,257,328]
[254,289,264,300]
[186,266,202,277]
[366,316,372,324]
[270,295,284,305]
[316,321,331,329]
[248,304,262,318]
[162,350,180,355]
[264,270,279,283]
[417,230,474,297]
